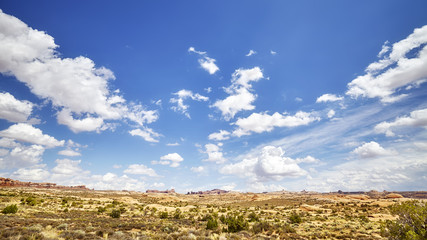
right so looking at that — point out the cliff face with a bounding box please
[0,177,90,190]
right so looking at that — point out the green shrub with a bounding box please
[289,211,302,224]
[110,209,121,218]
[159,211,168,219]
[2,204,18,214]
[173,208,182,219]
[381,200,427,240]
[248,212,259,222]
[206,218,218,230]
[224,215,248,233]
[252,221,270,234]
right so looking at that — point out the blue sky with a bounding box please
[1,1,427,192]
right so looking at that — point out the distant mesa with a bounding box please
[0,177,90,190]
[146,189,175,194]
[186,189,229,195]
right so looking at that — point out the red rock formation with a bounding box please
[0,177,90,190]
[146,189,175,194]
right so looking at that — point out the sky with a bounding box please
[0,1,427,193]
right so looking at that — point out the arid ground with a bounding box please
[1,186,426,239]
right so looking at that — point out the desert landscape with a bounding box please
[1,178,426,239]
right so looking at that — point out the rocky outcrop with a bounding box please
[186,189,229,195]
[0,177,90,190]
[385,193,404,199]
[146,189,175,194]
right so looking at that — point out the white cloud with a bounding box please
[295,156,320,164]
[129,127,161,143]
[377,41,390,57]
[213,67,264,120]
[352,141,396,159]
[375,108,427,137]
[87,173,148,191]
[123,164,158,177]
[199,57,219,75]
[316,94,344,103]
[346,25,427,103]
[152,182,165,188]
[295,97,303,102]
[58,149,81,157]
[113,164,122,169]
[0,144,45,169]
[188,47,219,74]
[220,146,307,182]
[51,159,84,175]
[190,166,205,173]
[0,123,64,148]
[152,153,184,168]
[0,10,158,133]
[170,89,208,118]
[166,142,180,146]
[0,92,37,123]
[232,111,320,137]
[11,167,50,181]
[208,130,231,141]
[246,50,257,57]
[270,50,277,55]
[188,47,206,55]
[327,109,336,118]
[203,143,227,164]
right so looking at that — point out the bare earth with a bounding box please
[0,186,425,239]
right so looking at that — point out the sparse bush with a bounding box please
[248,212,259,222]
[174,208,182,219]
[110,209,121,218]
[252,221,270,234]
[224,215,248,233]
[381,200,427,239]
[206,218,218,230]
[159,211,168,219]
[2,204,18,214]
[289,211,302,224]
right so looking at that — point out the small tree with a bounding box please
[381,200,427,240]
[2,204,18,214]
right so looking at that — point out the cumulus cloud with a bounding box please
[152,153,184,167]
[352,141,396,159]
[213,67,264,120]
[11,167,50,181]
[0,10,158,135]
[208,130,231,141]
[0,123,64,148]
[246,50,257,57]
[0,143,45,169]
[58,149,81,157]
[374,108,427,137]
[316,94,344,103]
[129,128,161,143]
[346,25,427,103]
[123,164,158,177]
[0,92,38,123]
[220,146,307,182]
[190,166,205,173]
[270,50,277,55]
[170,89,208,118]
[327,109,336,118]
[188,47,219,74]
[203,143,227,164]
[232,111,320,137]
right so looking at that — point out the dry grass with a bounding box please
[0,187,423,239]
